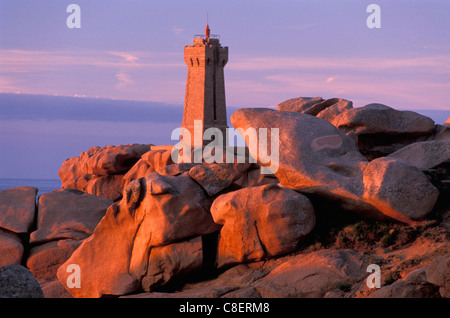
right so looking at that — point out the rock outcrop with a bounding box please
[320,103,436,157]
[189,163,236,196]
[387,140,450,171]
[254,249,368,298]
[59,144,152,200]
[0,228,23,267]
[277,97,353,117]
[362,157,439,223]
[0,187,37,234]
[57,172,220,298]
[30,189,113,244]
[0,187,38,267]
[211,184,315,267]
[277,98,439,158]
[230,107,439,224]
[1,97,449,299]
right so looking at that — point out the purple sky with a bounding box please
[1,0,450,179]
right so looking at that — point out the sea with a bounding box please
[0,178,62,197]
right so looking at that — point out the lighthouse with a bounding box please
[180,24,228,148]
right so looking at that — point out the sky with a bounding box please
[0,0,450,179]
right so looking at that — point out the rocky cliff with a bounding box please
[1,98,449,298]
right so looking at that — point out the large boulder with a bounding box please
[141,236,203,291]
[189,163,236,196]
[426,255,450,298]
[0,187,37,233]
[230,108,438,224]
[316,100,354,122]
[277,97,324,113]
[253,249,368,298]
[233,167,279,188]
[329,104,435,136]
[84,174,126,202]
[387,140,450,171]
[79,144,151,176]
[30,189,113,244]
[363,157,439,223]
[230,108,369,209]
[277,97,353,117]
[211,184,315,267]
[26,239,82,279]
[57,172,220,298]
[123,159,154,189]
[0,265,44,298]
[59,144,152,200]
[141,148,175,173]
[326,104,435,156]
[230,108,367,190]
[0,228,23,267]
[425,123,450,141]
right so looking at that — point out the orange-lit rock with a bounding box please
[82,144,151,176]
[445,117,450,127]
[160,162,199,176]
[0,228,23,267]
[26,239,82,279]
[232,166,279,188]
[57,201,140,298]
[30,189,113,244]
[231,108,367,190]
[277,97,323,112]
[141,148,174,173]
[59,144,152,200]
[123,159,154,189]
[230,108,438,224]
[57,172,220,298]
[141,236,203,291]
[316,99,354,122]
[211,184,315,267]
[84,174,126,201]
[278,97,353,117]
[363,157,439,223]
[253,249,368,298]
[0,186,37,233]
[230,108,370,208]
[189,163,235,196]
[123,148,183,189]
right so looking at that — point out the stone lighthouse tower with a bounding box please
[181,24,228,148]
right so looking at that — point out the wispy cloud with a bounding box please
[115,71,134,89]
[228,55,450,73]
[226,70,450,110]
[275,23,319,31]
[1,48,449,110]
[108,51,139,63]
[0,49,182,73]
[0,76,23,93]
[224,53,450,110]
[171,26,190,40]
[0,49,185,101]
